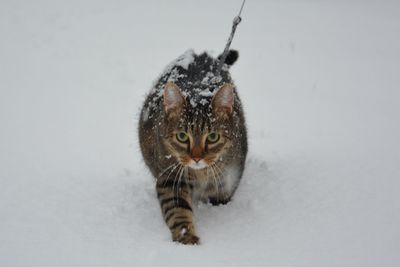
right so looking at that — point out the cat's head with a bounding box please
[162,81,235,170]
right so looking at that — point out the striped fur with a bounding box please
[138,51,247,244]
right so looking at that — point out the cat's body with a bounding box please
[138,50,247,244]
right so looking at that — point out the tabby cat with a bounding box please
[138,49,247,244]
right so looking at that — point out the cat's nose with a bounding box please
[191,146,203,162]
[192,157,201,163]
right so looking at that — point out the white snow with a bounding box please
[1,1,400,267]
[174,49,195,70]
[141,106,150,122]
[163,49,195,79]
[180,228,187,237]
[190,98,198,108]
[199,89,214,97]
[199,98,209,106]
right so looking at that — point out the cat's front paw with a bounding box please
[174,233,200,245]
[173,227,200,245]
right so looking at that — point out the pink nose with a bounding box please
[191,146,203,163]
[192,158,201,163]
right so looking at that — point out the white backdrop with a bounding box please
[1,0,399,266]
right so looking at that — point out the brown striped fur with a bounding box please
[138,51,247,244]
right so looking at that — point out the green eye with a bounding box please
[176,132,189,143]
[207,132,220,143]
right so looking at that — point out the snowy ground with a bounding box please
[1,0,400,266]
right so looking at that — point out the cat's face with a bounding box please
[163,82,234,170]
[167,128,229,170]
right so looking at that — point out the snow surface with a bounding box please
[1,0,400,266]
[165,49,195,71]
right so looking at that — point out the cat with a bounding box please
[138,49,247,244]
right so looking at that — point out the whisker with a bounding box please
[158,163,177,178]
[212,163,227,199]
[174,164,186,205]
[209,164,219,196]
[172,164,185,204]
[177,165,186,194]
[213,163,224,180]
[163,163,180,187]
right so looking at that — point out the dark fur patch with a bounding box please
[218,50,239,66]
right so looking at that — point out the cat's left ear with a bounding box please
[163,82,185,114]
[212,83,234,115]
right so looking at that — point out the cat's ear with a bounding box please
[212,83,234,115]
[163,82,185,114]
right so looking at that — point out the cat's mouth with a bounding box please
[187,159,208,170]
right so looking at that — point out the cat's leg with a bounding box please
[208,195,232,206]
[156,177,199,245]
[206,184,234,206]
[208,189,233,206]
[208,168,241,205]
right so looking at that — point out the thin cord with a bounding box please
[238,0,246,17]
[216,0,246,75]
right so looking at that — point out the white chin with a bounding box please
[188,160,208,170]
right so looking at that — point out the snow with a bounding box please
[161,50,195,84]
[199,98,209,106]
[141,106,150,122]
[1,0,400,266]
[190,98,198,108]
[171,49,195,70]
[155,51,225,109]
[199,89,214,97]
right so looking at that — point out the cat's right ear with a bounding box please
[212,83,234,115]
[163,82,185,114]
